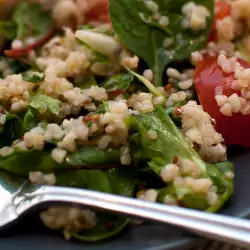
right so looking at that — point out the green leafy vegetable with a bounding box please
[57,168,135,195]
[92,51,111,64]
[75,74,97,89]
[0,21,17,40]
[0,113,23,147]
[102,72,134,92]
[29,93,61,115]
[0,147,121,175]
[86,121,93,128]
[22,108,39,130]
[236,42,250,62]
[22,71,45,83]
[128,106,233,211]
[66,147,121,167]
[72,214,129,242]
[88,105,107,116]
[5,58,30,74]
[12,2,52,40]
[78,24,95,30]
[57,169,113,193]
[109,0,214,86]
[0,150,61,175]
[126,68,163,96]
[57,168,135,241]
[128,106,204,167]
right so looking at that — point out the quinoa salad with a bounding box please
[0,0,249,242]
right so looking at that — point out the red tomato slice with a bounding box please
[194,54,250,147]
[208,2,231,42]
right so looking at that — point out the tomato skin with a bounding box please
[215,2,231,20]
[208,2,231,42]
[194,54,250,147]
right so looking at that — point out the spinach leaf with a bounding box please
[78,24,95,30]
[92,51,110,64]
[127,106,233,212]
[12,2,52,40]
[23,108,39,131]
[6,58,30,74]
[57,169,113,193]
[109,0,214,86]
[87,101,109,116]
[57,168,135,195]
[207,162,233,195]
[128,106,205,168]
[0,147,121,176]
[157,186,210,210]
[57,168,135,242]
[72,214,129,242]
[0,113,23,147]
[29,93,61,115]
[0,150,61,175]
[102,72,134,92]
[74,74,97,89]
[0,21,17,40]
[88,104,107,116]
[126,68,163,96]
[66,147,121,167]
[22,71,45,83]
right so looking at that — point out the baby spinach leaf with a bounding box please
[0,21,17,40]
[6,58,30,74]
[57,169,113,193]
[66,147,120,167]
[102,72,134,92]
[0,169,26,194]
[0,150,61,175]
[57,167,135,195]
[92,51,110,64]
[109,0,214,86]
[206,162,234,195]
[72,214,129,242]
[75,74,97,89]
[29,93,61,115]
[157,186,209,210]
[0,147,121,176]
[22,108,39,131]
[128,106,205,169]
[88,104,106,116]
[22,71,45,83]
[127,106,233,212]
[57,168,135,242]
[0,113,23,147]
[126,68,163,96]
[78,24,95,30]
[12,2,52,40]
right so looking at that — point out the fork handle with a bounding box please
[21,186,250,248]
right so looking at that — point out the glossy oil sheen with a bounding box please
[0,146,249,250]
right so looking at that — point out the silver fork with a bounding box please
[1,180,250,249]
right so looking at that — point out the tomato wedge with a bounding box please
[194,54,250,147]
